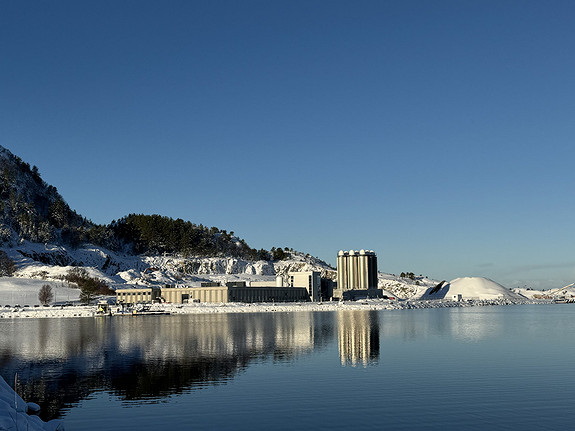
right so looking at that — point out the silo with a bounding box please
[337,250,349,292]
[349,250,359,289]
[367,251,378,289]
[359,250,368,289]
[337,250,344,291]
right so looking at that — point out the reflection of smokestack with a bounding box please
[337,310,379,367]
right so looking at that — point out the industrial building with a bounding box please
[288,271,321,302]
[116,287,161,304]
[335,250,380,300]
[116,276,310,305]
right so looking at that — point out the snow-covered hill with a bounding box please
[1,239,335,289]
[417,277,524,301]
[513,283,575,300]
[378,273,440,299]
[2,239,535,306]
[0,238,451,304]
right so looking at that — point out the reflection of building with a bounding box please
[335,250,380,300]
[337,311,380,367]
[288,271,321,302]
[1,311,323,415]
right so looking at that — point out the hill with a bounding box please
[0,145,525,304]
[416,277,523,301]
[0,146,87,245]
[0,144,343,301]
[0,145,314,262]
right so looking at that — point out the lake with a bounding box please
[1,304,575,430]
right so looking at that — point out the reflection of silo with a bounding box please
[337,310,380,367]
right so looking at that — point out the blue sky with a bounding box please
[2,1,575,288]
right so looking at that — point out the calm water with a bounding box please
[2,304,575,430]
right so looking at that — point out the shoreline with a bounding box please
[0,298,553,319]
[0,376,64,430]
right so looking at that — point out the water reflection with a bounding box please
[448,309,504,342]
[337,311,380,367]
[377,308,504,342]
[0,307,509,422]
[0,313,337,420]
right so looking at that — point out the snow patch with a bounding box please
[0,376,64,430]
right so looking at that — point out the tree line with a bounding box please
[0,150,294,261]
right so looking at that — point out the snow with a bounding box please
[0,376,64,430]
[0,277,80,306]
[448,277,524,300]
[378,272,438,299]
[1,240,333,292]
[417,276,524,300]
[0,295,544,320]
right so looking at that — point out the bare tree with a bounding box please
[38,284,54,305]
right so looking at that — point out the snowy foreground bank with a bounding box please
[0,376,64,431]
[0,298,551,319]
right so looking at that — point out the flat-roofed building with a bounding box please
[117,281,311,305]
[160,284,309,304]
[228,286,309,303]
[288,271,321,302]
[116,287,161,304]
[161,286,229,303]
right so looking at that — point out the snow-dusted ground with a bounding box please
[0,376,64,430]
[0,277,80,307]
[0,296,550,320]
[1,240,336,292]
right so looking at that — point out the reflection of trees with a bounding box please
[337,310,380,367]
[0,312,333,420]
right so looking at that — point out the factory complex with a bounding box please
[117,250,382,305]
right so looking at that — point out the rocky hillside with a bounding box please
[4,239,335,289]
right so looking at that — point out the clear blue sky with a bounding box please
[2,1,575,289]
